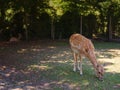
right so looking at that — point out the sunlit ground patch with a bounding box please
[28,65,52,71]
[98,49,120,73]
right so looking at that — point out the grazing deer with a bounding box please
[9,33,22,42]
[69,33,104,80]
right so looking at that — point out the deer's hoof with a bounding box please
[73,69,76,72]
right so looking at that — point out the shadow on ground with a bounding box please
[0,41,120,90]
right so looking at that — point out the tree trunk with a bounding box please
[80,16,82,34]
[24,13,29,41]
[109,16,112,40]
[107,16,112,41]
[51,18,55,40]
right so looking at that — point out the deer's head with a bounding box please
[96,64,104,81]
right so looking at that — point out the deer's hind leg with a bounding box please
[73,53,78,72]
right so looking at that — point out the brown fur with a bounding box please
[9,33,21,42]
[69,33,104,80]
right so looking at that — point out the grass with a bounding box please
[0,40,120,90]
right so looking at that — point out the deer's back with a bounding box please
[69,33,94,55]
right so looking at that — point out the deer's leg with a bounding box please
[79,55,83,75]
[73,53,78,72]
[77,55,80,70]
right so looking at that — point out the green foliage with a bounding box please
[0,0,120,40]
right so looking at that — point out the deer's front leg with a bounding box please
[73,53,78,72]
[79,55,83,75]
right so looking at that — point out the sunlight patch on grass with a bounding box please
[31,48,41,52]
[17,49,27,53]
[97,49,120,59]
[107,49,120,56]
[40,60,70,64]
[47,46,56,49]
[99,57,120,73]
[51,56,58,59]
[97,49,120,73]
[82,80,89,86]
[28,65,52,71]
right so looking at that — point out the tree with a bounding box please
[0,0,120,41]
[45,0,69,40]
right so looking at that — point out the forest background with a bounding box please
[0,0,120,41]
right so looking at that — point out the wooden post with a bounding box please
[109,16,112,40]
[51,17,55,40]
[80,16,82,34]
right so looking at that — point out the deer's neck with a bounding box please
[89,57,99,70]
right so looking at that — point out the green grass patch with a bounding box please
[0,41,120,90]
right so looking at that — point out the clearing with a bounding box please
[0,40,120,90]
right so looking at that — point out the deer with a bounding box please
[69,33,104,80]
[9,33,22,42]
